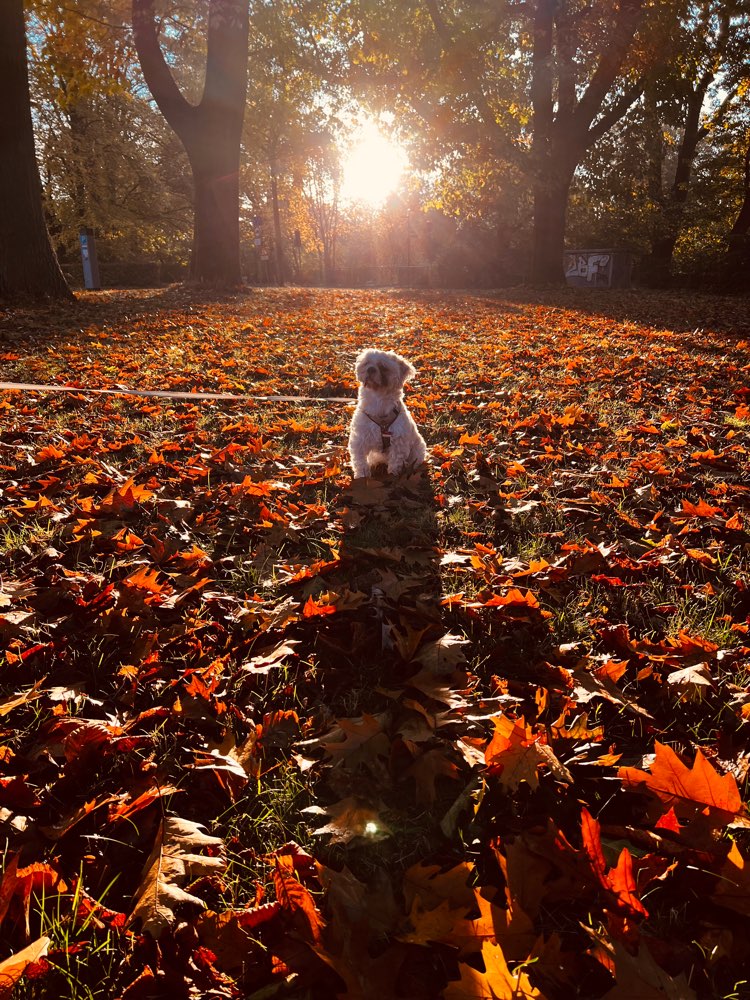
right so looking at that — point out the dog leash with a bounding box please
[363,406,401,452]
[0,381,356,405]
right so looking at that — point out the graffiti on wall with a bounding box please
[564,252,612,286]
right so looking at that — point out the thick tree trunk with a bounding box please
[729,195,750,248]
[0,0,73,301]
[529,0,561,285]
[644,83,708,288]
[531,174,572,284]
[643,233,677,288]
[729,139,750,247]
[525,0,644,285]
[725,140,750,288]
[189,144,242,284]
[132,0,248,286]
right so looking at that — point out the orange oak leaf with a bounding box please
[444,941,544,999]
[607,848,648,919]
[302,594,336,617]
[619,742,743,817]
[485,716,572,790]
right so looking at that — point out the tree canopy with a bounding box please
[4,0,750,294]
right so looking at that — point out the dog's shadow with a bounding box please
[311,465,443,701]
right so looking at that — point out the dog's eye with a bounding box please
[367,365,377,374]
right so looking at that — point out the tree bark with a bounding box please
[529,0,561,283]
[532,171,574,284]
[644,81,709,288]
[0,0,73,301]
[526,0,645,284]
[270,167,287,284]
[725,138,750,287]
[188,137,243,284]
[132,0,249,285]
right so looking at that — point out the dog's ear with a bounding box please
[397,356,417,382]
[355,349,373,382]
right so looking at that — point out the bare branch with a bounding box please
[585,76,644,146]
[58,5,128,31]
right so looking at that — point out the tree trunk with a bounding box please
[729,138,750,246]
[644,81,709,288]
[270,168,286,285]
[0,0,73,301]
[189,142,242,283]
[132,0,249,286]
[531,171,573,284]
[725,138,750,288]
[529,0,560,285]
[729,194,750,248]
[323,248,334,287]
[525,0,644,284]
[644,233,677,288]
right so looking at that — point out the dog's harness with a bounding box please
[364,406,401,451]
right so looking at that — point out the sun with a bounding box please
[340,121,408,208]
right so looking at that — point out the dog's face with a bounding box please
[355,349,416,393]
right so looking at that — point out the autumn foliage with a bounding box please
[0,286,749,998]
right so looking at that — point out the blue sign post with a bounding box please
[79,227,101,289]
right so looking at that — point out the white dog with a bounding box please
[348,348,427,478]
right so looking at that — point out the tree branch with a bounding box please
[698,82,738,142]
[555,3,577,120]
[131,0,195,135]
[422,0,529,171]
[530,0,555,162]
[203,0,250,127]
[570,0,645,135]
[585,75,644,146]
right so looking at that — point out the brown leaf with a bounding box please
[413,632,469,671]
[711,841,750,916]
[665,662,713,700]
[401,748,462,805]
[602,941,696,999]
[0,936,50,999]
[322,713,390,770]
[128,816,226,936]
[273,855,325,943]
[485,716,571,790]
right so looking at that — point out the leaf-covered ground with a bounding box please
[1,286,749,999]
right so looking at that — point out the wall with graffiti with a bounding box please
[564,250,633,288]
